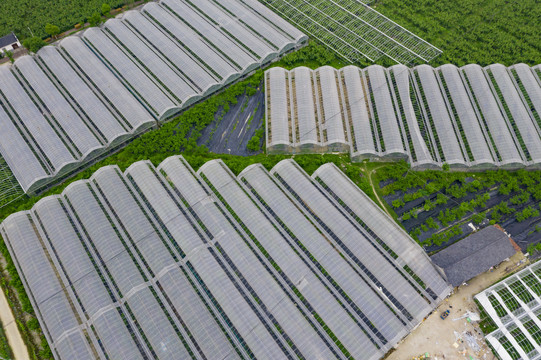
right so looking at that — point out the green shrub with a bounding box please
[27,318,39,331]
[426,217,439,230]
[472,212,486,224]
[516,206,540,222]
[246,135,261,152]
[392,199,405,208]
[22,37,46,53]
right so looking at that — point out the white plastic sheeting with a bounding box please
[1,156,450,360]
[266,63,541,170]
[0,0,307,195]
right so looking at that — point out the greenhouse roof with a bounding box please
[257,0,441,64]
[265,63,541,170]
[0,0,306,196]
[0,157,451,360]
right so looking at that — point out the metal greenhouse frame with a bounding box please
[258,0,442,64]
[476,262,541,360]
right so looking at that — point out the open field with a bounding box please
[373,164,541,251]
[374,0,541,66]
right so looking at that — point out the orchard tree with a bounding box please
[88,12,102,27]
[102,3,111,17]
[22,37,47,53]
[45,23,60,39]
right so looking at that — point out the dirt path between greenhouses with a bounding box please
[0,287,29,359]
[364,164,392,217]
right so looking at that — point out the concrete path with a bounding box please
[0,288,29,360]
[386,251,527,360]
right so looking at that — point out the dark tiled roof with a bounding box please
[430,226,516,287]
[0,33,18,48]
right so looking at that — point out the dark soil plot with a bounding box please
[382,169,541,250]
[391,187,493,230]
[519,225,541,251]
[504,214,541,250]
[378,178,396,188]
[198,90,265,156]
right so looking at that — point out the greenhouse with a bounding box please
[475,261,541,360]
[0,156,451,360]
[0,0,306,196]
[266,63,541,170]
[257,0,441,64]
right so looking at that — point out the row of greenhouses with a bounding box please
[0,0,306,195]
[475,261,541,360]
[0,156,451,360]
[258,0,441,64]
[265,64,541,169]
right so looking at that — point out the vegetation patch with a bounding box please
[375,164,541,250]
[0,0,131,39]
[374,0,541,66]
[0,319,13,359]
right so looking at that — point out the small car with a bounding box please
[440,309,450,320]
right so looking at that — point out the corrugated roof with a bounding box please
[0,33,18,48]
[430,226,516,286]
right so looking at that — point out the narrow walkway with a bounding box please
[0,288,29,360]
[363,164,392,217]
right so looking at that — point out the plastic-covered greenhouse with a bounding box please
[475,261,541,360]
[0,156,451,360]
[0,0,306,196]
[266,63,541,170]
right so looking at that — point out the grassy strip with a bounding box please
[0,240,52,359]
[0,318,13,359]
[0,42,358,356]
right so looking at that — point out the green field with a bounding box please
[0,0,130,39]
[372,164,541,248]
[374,0,541,66]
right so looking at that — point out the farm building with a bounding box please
[0,157,451,360]
[475,261,541,360]
[0,32,20,53]
[431,226,518,287]
[265,64,541,170]
[0,0,307,196]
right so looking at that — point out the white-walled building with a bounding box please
[0,32,21,53]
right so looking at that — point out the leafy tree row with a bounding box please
[0,0,133,39]
[375,0,541,66]
[22,2,118,53]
